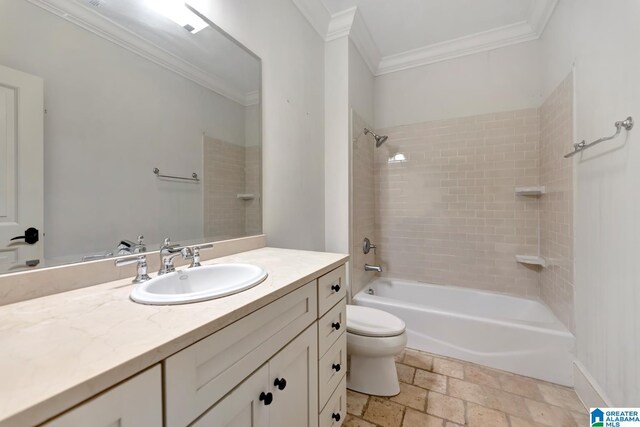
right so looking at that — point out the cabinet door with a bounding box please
[269,325,319,427]
[192,364,270,427]
[42,366,162,427]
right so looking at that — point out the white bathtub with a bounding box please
[353,278,575,386]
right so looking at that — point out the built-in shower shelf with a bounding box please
[515,186,545,196]
[237,193,256,200]
[515,255,546,267]
[238,193,256,200]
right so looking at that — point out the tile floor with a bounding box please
[345,348,587,427]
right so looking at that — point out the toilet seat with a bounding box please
[347,305,406,337]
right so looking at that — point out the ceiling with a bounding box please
[293,0,558,75]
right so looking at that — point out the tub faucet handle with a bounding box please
[363,237,377,254]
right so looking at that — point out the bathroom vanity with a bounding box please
[0,247,348,427]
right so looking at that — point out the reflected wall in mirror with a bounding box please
[0,0,262,273]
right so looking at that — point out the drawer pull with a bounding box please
[332,413,341,422]
[330,283,341,293]
[332,363,342,372]
[273,377,287,391]
[331,322,341,331]
[259,392,273,405]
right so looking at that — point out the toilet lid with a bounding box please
[347,305,406,337]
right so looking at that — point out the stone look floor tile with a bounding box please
[510,415,549,427]
[498,373,545,401]
[396,363,416,384]
[348,347,586,427]
[404,349,434,370]
[363,397,405,427]
[463,364,501,388]
[447,378,485,405]
[414,369,447,394]
[402,408,444,427]
[525,398,578,427]
[347,389,369,417]
[467,403,509,427]
[395,349,406,363]
[344,414,377,427]
[483,386,531,418]
[537,383,587,413]
[390,383,428,411]
[426,391,466,424]
[432,358,464,379]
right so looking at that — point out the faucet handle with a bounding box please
[363,237,377,255]
[115,255,151,283]
[188,243,214,268]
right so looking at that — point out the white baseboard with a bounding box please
[573,360,612,408]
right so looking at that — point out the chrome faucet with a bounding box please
[117,235,147,255]
[364,264,383,272]
[115,255,151,283]
[159,238,191,275]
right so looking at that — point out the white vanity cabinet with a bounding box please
[35,262,348,427]
[166,265,347,427]
[41,365,162,427]
[193,326,318,427]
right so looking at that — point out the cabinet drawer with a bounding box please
[319,376,346,427]
[165,282,317,427]
[43,366,162,427]
[318,298,346,357]
[318,332,347,409]
[318,265,346,316]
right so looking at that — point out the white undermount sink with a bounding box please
[130,263,268,305]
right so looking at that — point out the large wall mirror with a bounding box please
[0,0,262,273]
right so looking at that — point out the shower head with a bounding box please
[364,128,388,148]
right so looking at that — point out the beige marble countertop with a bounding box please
[0,247,348,427]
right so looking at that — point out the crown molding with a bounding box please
[348,9,381,75]
[27,0,256,106]
[326,7,356,41]
[292,0,558,77]
[376,21,537,75]
[528,0,558,35]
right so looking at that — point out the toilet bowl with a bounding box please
[346,305,407,396]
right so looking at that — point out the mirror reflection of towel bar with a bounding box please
[153,167,200,182]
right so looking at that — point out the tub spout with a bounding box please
[365,264,383,272]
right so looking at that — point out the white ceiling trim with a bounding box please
[27,0,257,106]
[348,9,381,75]
[326,7,356,41]
[292,0,558,76]
[377,21,536,75]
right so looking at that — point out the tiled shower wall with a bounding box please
[245,146,262,236]
[203,135,261,241]
[539,73,574,332]
[374,109,542,297]
[351,111,377,296]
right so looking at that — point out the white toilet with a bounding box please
[346,305,407,396]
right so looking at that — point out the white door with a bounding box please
[269,326,319,427]
[192,364,270,427]
[0,65,44,268]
